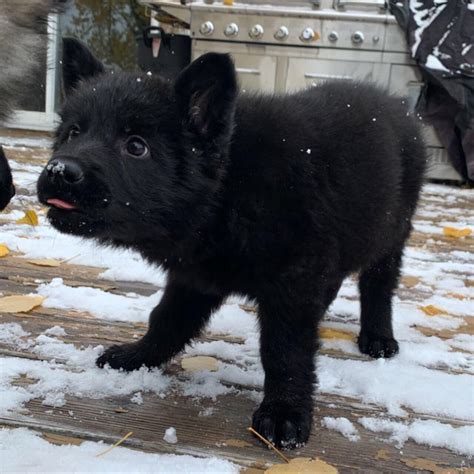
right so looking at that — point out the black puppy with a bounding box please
[38,39,426,449]
[0,146,14,211]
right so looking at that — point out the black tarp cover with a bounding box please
[389,0,474,181]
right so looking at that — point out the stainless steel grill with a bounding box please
[140,0,462,181]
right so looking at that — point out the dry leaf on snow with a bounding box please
[0,244,10,257]
[181,356,219,372]
[443,226,472,239]
[320,328,355,340]
[401,276,421,288]
[16,210,39,226]
[265,457,338,474]
[42,432,83,446]
[444,292,468,301]
[419,305,447,316]
[239,304,258,313]
[0,295,45,313]
[27,259,61,268]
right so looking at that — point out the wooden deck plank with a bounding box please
[0,255,161,296]
[3,383,469,472]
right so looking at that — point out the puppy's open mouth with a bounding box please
[47,198,78,211]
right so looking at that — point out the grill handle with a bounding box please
[305,72,352,80]
[236,68,261,75]
[335,0,386,9]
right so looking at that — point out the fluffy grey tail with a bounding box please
[0,0,69,124]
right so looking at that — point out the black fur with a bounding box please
[37,40,426,449]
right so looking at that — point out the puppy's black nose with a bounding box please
[46,158,84,184]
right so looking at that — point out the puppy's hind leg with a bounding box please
[358,248,404,358]
[97,278,225,371]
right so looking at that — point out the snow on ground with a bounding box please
[0,154,473,462]
[0,428,238,473]
[37,278,163,323]
[359,418,474,457]
[322,417,360,442]
[0,210,167,286]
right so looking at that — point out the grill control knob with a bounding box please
[351,31,365,44]
[249,24,264,39]
[274,26,289,41]
[199,21,214,36]
[328,31,339,42]
[300,27,316,42]
[224,22,239,37]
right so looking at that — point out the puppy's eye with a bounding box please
[67,125,80,142]
[125,136,149,158]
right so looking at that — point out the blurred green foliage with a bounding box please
[64,0,148,70]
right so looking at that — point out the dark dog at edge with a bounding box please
[37,38,426,449]
[0,147,14,210]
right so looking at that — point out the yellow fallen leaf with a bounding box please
[181,356,219,372]
[401,457,449,473]
[0,295,45,313]
[375,449,390,460]
[320,328,355,340]
[27,259,61,268]
[225,438,253,448]
[419,305,447,316]
[16,210,39,226]
[265,458,338,474]
[443,226,472,238]
[0,244,10,257]
[242,469,265,474]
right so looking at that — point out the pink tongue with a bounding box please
[47,198,76,210]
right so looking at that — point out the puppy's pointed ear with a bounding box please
[175,53,237,137]
[62,38,105,96]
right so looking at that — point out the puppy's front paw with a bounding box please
[358,333,399,358]
[96,341,157,371]
[252,401,312,449]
